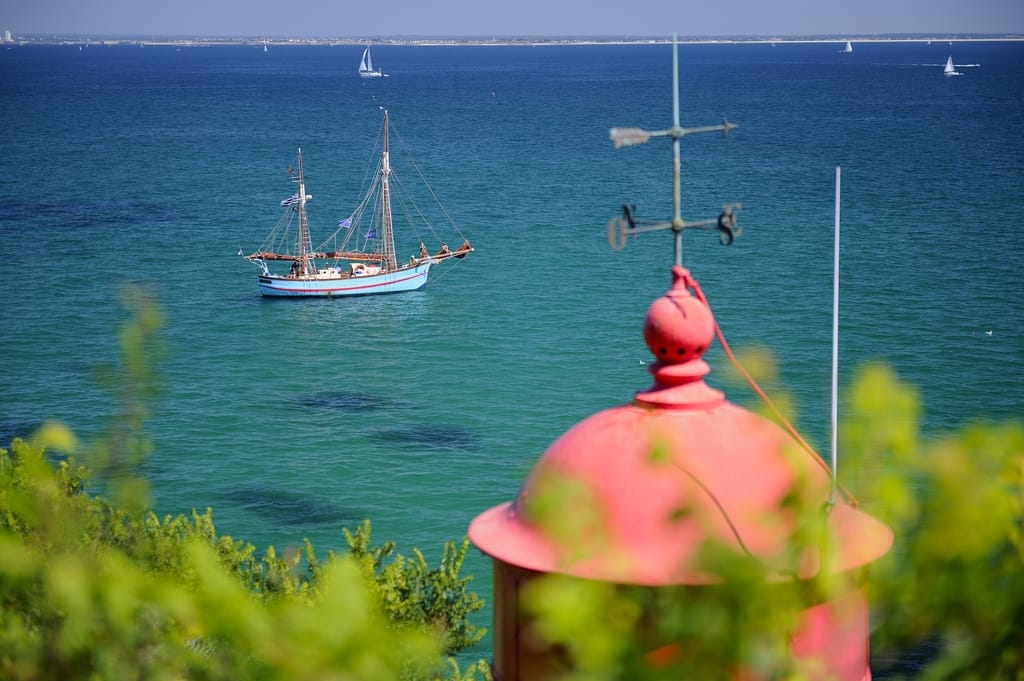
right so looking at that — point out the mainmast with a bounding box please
[295,149,313,276]
[380,110,397,270]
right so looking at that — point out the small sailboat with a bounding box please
[358,46,384,78]
[243,110,473,298]
[842,40,853,53]
[943,55,962,76]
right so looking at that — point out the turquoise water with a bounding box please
[1,40,1022,662]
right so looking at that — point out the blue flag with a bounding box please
[280,194,299,207]
[338,217,352,229]
[364,228,377,240]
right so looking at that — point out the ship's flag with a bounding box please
[280,194,299,207]
[338,217,352,228]
[364,228,377,240]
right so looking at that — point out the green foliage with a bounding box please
[0,287,489,680]
[842,364,1024,680]
[0,432,443,679]
[89,286,165,512]
[437,656,494,681]
[520,577,641,679]
[342,520,487,656]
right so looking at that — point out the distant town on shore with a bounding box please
[2,31,1023,47]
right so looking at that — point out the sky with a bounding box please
[4,0,1024,38]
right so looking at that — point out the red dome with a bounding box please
[469,266,892,585]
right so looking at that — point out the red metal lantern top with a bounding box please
[469,266,892,585]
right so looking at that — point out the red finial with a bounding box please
[643,265,715,364]
[636,266,722,409]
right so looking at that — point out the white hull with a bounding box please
[258,261,432,297]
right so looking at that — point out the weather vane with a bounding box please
[607,34,742,266]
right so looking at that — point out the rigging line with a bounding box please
[668,458,755,559]
[426,264,454,284]
[390,125,467,238]
[346,135,385,225]
[656,296,795,560]
[426,257,468,285]
[317,175,380,252]
[687,276,858,507]
[388,172,436,240]
[357,117,387,196]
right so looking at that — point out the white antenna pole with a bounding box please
[830,165,841,504]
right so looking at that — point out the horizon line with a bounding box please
[6,31,1024,41]
[5,33,1024,47]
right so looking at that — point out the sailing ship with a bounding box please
[842,40,853,53]
[242,110,473,297]
[943,56,962,76]
[359,47,384,78]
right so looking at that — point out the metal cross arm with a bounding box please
[608,202,742,250]
[610,118,737,149]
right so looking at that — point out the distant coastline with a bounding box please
[3,33,1024,48]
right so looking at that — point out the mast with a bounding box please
[670,36,682,265]
[380,110,397,270]
[296,149,313,276]
[830,165,841,505]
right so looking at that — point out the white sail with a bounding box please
[843,41,853,53]
[944,56,961,76]
[359,47,384,78]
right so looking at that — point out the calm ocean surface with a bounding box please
[1,40,1022,665]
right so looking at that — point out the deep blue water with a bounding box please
[1,40,1022,666]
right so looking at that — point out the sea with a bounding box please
[1,39,1022,670]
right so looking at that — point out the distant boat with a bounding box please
[263,43,268,53]
[842,40,853,53]
[359,47,385,78]
[943,55,962,77]
[242,110,473,298]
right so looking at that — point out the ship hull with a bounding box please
[257,261,431,297]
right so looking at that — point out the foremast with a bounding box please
[380,110,397,271]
